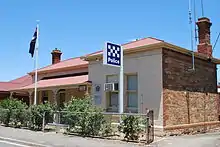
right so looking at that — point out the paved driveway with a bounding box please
[150,133,220,147]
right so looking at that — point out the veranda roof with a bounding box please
[13,75,90,90]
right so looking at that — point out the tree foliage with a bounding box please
[28,102,55,130]
[0,98,28,127]
[118,115,142,141]
[63,96,104,136]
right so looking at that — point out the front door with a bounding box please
[58,92,66,109]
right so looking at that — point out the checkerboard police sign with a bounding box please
[103,42,122,67]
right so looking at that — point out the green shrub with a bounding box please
[28,102,54,130]
[78,108,104,136]
[0,108,10,126]
[11,102,29,127]
[118,115,142,141]
[0,98,28,127]
[101,117,113,137]
[63,96,104,136]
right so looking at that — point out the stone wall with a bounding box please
[162,48,217,93]
[163,89,219,133]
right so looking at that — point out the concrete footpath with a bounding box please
[1,126,220,147]
[0,126,159,147]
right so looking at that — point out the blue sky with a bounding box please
[0,0,219,82]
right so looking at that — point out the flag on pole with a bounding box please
[29,28,38,57]
[29,22,39,105]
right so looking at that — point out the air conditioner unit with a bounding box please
[104,83,119,92]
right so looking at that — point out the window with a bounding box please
[126,75,138,112]
[106,75,118,112]
[109,92,118,107]
[94,84,101,105]
[42,91,48,104]
[106,75,118,83]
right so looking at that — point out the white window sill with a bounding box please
[126,107,138,113]
[106,106,118,112]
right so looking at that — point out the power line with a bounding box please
[213,32,220,53]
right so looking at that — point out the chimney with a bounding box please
[196,17,212,57]
[51,48,62,64]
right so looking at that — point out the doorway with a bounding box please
[58,92,66,109]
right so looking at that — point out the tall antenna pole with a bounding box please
[201,0,204,16]
[34,20,39,105]
[189,0,195,71]
[193,0,198,43]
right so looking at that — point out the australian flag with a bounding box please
[29,28,37,57]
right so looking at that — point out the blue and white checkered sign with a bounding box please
[103,42,122,67]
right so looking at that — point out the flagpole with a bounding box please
[34,20,39,105]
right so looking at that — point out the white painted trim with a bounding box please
[154,125,164,129]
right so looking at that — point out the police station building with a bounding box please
[10,17,220,132]
[82,38,164,127]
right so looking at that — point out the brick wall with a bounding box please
[0,92,9,100]
[162,48,217,93]
[162,48,219,133]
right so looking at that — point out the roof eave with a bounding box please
[83,42,220,64]
[83,42,164,61]
[14,81,92,91]
[28,64,88,75]
[163,43,220,64]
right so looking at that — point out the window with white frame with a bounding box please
[106,75,118,112]
[126,75,138,112]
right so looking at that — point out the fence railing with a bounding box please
[43,110,154,144]
[0,107,154,144]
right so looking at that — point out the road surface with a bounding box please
[0,140,30,147]
[1,126,220,146]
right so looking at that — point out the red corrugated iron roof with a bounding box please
[123,37,163,49]
[0,75,32,92]
[83,37,220,64]
[0,82,21,91]
[17,75,89,90]
[9,75,32,87]
[29,57,88,75]
[86,37,163,57]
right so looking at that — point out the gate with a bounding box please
[146,110,154,144]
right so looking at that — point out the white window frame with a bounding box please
[126,74,138,113]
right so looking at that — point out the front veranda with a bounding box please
[11,75,91,107]
[27,86,91,107]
